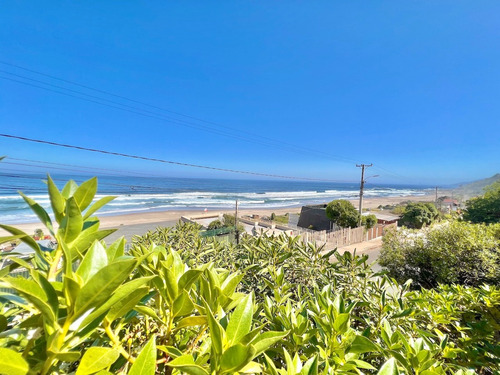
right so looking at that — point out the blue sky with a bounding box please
[0,1,499,185]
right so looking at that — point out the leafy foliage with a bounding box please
[325,200,360,228]
[0,177,499,374]
[361,214,377,229]
[399,202,439,229]
[464,181,500,224]
[379,221,500,287]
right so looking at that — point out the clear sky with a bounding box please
[0,1,499,185]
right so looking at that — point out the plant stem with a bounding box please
[104,321,136,363]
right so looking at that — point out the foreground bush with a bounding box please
[0,177,498,374]
[379,221,500,288]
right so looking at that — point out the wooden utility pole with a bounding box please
[356,163,373,226]
[235,199,239,244]
[435,186,438,203]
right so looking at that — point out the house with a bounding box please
[441,198,459,212]
[362,212,399,225]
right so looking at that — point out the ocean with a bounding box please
[0,174,430,224]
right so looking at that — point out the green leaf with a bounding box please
[377,358,400,375]
[333,313,350,334]
[79,276,154,328]
[83,196,116,220]
[0,234,26,245]
[0,224,40,253]
[221,273,244,296]
[172,291,195,318]
[175,315,207,329]
[164,268,178,303]
[220,343,256,374]
[301,356,318,375]
[73,177,97,211]
[50,350,81,363]
[0,348,29,375]
[106,237,125,261]
[2,277,56,323]
[178,269,202,291]
[349,335,379,354]
[226,294,253,345]
[252,331,288,356]
[203,301,224,355]
[73,258,136,319]
[76,240,109,283]
[58,197,83,243]
[167,354,209,375]
[106,287,148,322]
[47,175,65,222]
[69,229,117,261]
[19,191,54,234]
[61,180,78,198]
[128,335,156,375]
[75,347,120,375]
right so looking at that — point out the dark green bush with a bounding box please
[380,220,500,287]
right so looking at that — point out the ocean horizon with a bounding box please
[0,174,431,224]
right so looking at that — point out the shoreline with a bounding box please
[0,193,434,240]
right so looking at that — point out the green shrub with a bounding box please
[380,220,500,287]
[1,177,498,374]
[464,181,500,224]
[361,213,377,229]
[399,202,439,228]
[208,219,224,230]
[325,199,360,228]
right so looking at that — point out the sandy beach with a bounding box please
[0,193,434,242]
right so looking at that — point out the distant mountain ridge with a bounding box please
[455,173,500,199]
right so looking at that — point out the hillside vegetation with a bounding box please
[0,177,498,374]
[455,173,500,199]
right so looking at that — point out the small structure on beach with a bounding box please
[362,212,399,225]
[297,204,335,231]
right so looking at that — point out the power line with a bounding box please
[0,61,408,179]
[0,72,357,164]
[0,133,343,182]
[0,61,360,164]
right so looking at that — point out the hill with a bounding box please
[455,173,500,199]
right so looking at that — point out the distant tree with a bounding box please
[34,228,44,239]
[325,200,360,228]
[207,220,224,230]
[464,181,500,224]
[399,202,439,229]
[361,214,377,229]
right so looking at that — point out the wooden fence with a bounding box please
[294,223,396,248]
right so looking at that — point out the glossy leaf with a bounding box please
[76,240,109,283]
[83,196,116,220]
[0,348,29,375]
[349,335,379,354]
[73,258,136,318]
[19,191,54,234]
[75,347,120,375]
[226,294,253,345]
[252,331,288,356]
[47,175,65,222]
[167,355,209,375]
[73,177,97,211]
[0,224,40,253]
[58,197,83,244]
[220,343,256,374]
[377,358,400,375]
[128,335,156,375]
